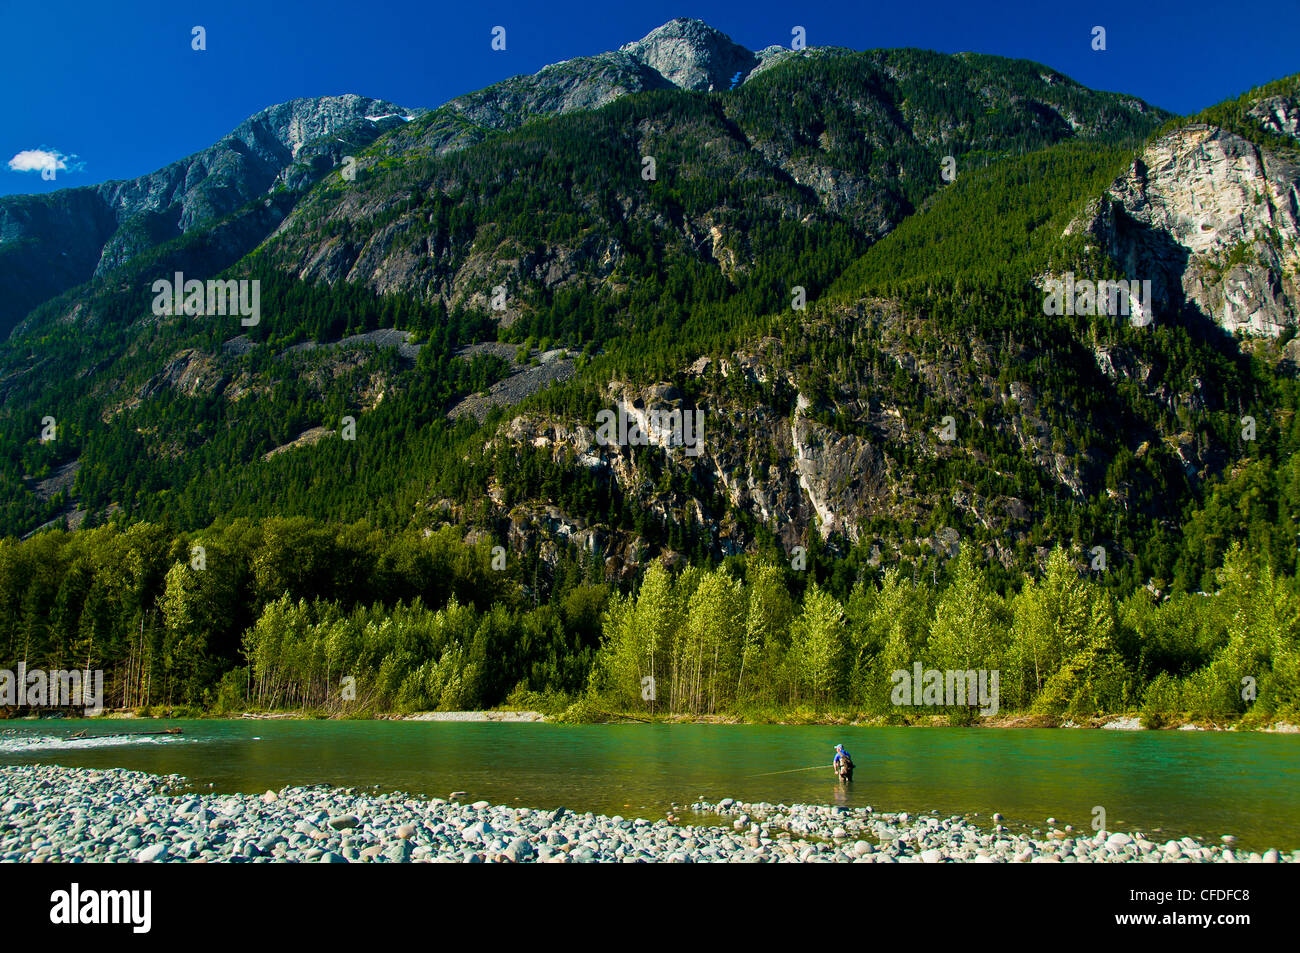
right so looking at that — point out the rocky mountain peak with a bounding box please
[226,94,417,160]
[619,17,758,92]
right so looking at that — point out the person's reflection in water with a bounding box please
[832,784,848,805]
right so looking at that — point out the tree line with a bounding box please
[2,515,1294,725]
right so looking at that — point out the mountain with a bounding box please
[0,18,1292,596]
[2,19,1298,722]
[360,19,841,163]
[1,19,1162,338]
[0,19,781,337]
[263,45,1162,314]
[0,95,419,337]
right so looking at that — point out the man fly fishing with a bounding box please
[748,744,858,780]
[833,743,854,783]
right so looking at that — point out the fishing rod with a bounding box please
[748,764,830,778]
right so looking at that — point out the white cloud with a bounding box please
[8,148,82,175]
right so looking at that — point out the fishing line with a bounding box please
[747,764,830,778]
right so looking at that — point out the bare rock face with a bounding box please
[138,349,217,401]
[1080,124,1300,336]
[618,18,758,92]
[1249,95,1300,142]
[790,409,886,542]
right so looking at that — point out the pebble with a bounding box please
[0,764,1289,865]
[136,843,168,862]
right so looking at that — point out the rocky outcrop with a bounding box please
[92,96,415,251]
[790,405,887,541]
[467,262,1238,578]
[1074,123,1300,336]
[377,18,800,165]
[138,349,217,400]
[1249,94,1300,142]
[449,348,578,423]
[263,426,335,461]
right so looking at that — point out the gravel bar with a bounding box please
[1,765,1294,863]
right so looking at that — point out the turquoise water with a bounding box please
[3,720,1298,851]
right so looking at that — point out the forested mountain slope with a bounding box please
[0,25,1170,544]
[1,20,1297,722]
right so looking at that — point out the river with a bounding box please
[2,720,1297,852]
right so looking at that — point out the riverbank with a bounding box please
[7,706,1295,733]
[391,711,546,722]
[0,764,1293,863]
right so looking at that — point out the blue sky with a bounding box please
[3,0,1297,197]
